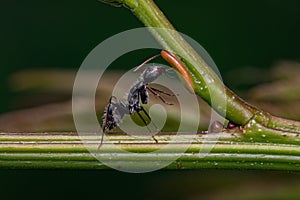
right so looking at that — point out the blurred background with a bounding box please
[1,0,300,199]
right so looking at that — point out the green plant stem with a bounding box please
[1,132,300,171]
[100,0,300,134]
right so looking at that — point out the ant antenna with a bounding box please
[133,53,161,72]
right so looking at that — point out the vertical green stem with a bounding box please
[100,0,300,134]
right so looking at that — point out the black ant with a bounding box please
[98,96,128,149]
[97,53,176,150]
[102,96,128,131]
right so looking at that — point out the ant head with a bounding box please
[133,53,161,72]
[133,52,177,83]
[142,65,165,83]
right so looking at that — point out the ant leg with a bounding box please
[96,126,105,153]
[136,111,151,132]
[148,86,177,96]
[152,135,158,143]
[140,107,159,143]
[147,87,174,105]
[136,109,158,143]
[139,106,159,131]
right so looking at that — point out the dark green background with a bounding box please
[1,0,300,199]
[1,0,300,113]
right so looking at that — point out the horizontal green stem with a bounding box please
[0,132,300,171]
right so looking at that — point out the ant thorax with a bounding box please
[127,81,147,114]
